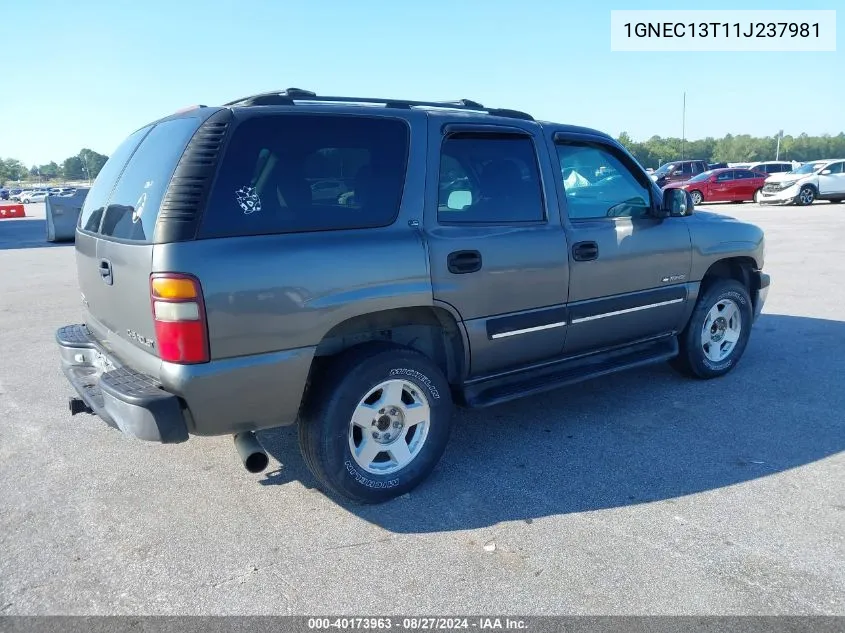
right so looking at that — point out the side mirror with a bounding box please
[447,190,472,210]
[820,169,832,175]
[661,188,694,217]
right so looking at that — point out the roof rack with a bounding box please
[222,88,534,121]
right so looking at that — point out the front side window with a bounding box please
[200,114,409,238]
[556,142,652,220]
[437,134,545,224]
[823,162,844,174]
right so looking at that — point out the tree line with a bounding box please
[0,149,109,186]
[617,132,845,169]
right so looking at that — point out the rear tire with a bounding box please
[298,343,453,504]
[690,190,703,205]
[670,279,753,379]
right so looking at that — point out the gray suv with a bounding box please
[56,89,771,503]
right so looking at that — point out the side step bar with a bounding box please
[461,336,679,408]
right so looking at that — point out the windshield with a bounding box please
[688,170,713,183]
[653,163,675,176]
[790,162,825,175]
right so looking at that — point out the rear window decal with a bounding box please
[236,185,261,214]
[132,192,147,223]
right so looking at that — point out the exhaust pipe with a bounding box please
[233,431,269,474]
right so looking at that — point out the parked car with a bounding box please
[707,162,728,170]
[55,89,770,504]
[745,161,795,177]
[20,190,49,203]
[0,188,9,200]
[650,159,709,187]
[10,189,30,202]
[758,159,845,206]
[664,168,768,204]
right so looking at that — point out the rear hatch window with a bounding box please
[198,113,410,238]
[79,116,204,242]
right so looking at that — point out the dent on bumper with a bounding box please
[759,185,799,204]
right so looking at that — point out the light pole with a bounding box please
[681,91,686,160]
[775,129,783,161]
[80,154,91,185]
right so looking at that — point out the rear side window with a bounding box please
[199,114,410,238]
[437,134,545,224]
[99,117,202,241]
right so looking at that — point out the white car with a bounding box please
[758,159,845,206]
[20,191,49,204]
[745,161,796,177]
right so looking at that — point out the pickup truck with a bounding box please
[651,159,710,188]
[55,89,770,503]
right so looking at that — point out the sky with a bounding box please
[2,0,841,166]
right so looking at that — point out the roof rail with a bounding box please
[222,89,534,121]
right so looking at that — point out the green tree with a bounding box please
[1,158,27,182]
[62,156,85,180]
[78,148,108,179]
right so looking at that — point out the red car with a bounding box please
[664,167,768,204]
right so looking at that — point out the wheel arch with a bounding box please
[701,256,755,292]
[312,306,468,386]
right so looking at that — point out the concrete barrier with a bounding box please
[45,188,89,242]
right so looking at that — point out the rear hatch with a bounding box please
[75,114,208,374]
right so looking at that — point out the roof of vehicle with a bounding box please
[703,167,766,175]
[159,88,616,142]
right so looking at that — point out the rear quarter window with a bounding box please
[198,113,410,238]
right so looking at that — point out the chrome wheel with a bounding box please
[798,186,815,206]
[690,190,703,205]
[348,379,431,475]
[700,298,742,363]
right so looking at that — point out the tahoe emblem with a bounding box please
[126,329,155,348]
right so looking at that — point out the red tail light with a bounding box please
[150,273,210,364]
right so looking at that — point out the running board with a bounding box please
[461,336,679,408]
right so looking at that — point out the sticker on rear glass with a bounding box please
[132,192,147,223]
[236,185,261,214]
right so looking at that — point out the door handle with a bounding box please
[447,250,482,274]
[572,241,599,262]
[99,259,113,285]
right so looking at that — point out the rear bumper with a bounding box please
[56,324,189,443]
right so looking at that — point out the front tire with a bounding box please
[670,279,753,379]
[690,190,703,205]
[298,343,454,504]
[796,185,816,206]
[753,189,762,203]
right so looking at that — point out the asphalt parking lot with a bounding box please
[0,201,843,616]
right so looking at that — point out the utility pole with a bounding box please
[681,92,686,160]
[776,129,783,161]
